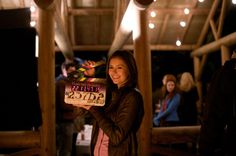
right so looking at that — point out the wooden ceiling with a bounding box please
[0,0,235,53]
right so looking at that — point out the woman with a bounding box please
[73,51,144,156]
[178,72,199,125]
[153,74,181,127]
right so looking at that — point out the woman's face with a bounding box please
[108,57,128,88]
[166,81,175,93]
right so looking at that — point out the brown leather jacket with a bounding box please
[89,87,144,156]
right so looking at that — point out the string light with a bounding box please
[176,39,182,46]
[30,21,36,27]
[150,11,157,17]
[149,23,155,29]
[30,5,36,13]
[184,8,190,15]
[180,21,186,27]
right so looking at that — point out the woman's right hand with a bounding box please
[72,103,92,110]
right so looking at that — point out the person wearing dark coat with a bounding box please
[178,72,199,126]
[71,51,144,156]
[199,50,236,156]
[56,60,96,156]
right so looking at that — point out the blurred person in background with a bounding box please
[178,72,199,126]
[199,48,236,156]
[153,74,181,127]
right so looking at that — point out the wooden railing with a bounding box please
[151,125,201,156]
[0,130,42,156]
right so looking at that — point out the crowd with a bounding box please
[153,72,199,127]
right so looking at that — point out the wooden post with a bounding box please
[221,45,231,65]
[37,7,56,156]
[133,7,152,156]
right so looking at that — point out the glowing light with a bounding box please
[30,21,36,27]
[232,0,236,4]
[30,6,36,12]
[35,35,39,58]
[176,39,182,46]
[198,0,204,2]
[184,8,190,15]
[149,23,155,29]
[180,21,186,27]
[150,11,156,17]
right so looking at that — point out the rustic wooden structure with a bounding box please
[0,0,235,156]
[152,126,200,155]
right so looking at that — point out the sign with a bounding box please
[65,77,106,106]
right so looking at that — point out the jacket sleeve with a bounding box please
[155,93,180,121]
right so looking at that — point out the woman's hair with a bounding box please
[162,74,173,85]
[179,72,196,92]
[165,74,177,84]
[161,74,178,98]
[106,51,138,90]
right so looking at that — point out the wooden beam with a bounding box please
[220,45,231,65]
[55,44,196,52]
[113,0,129,32]
[217,0,228,37]
[68,7,210,16]
[197,0,220,46]
[148,8,210,15]
[68,0,76,45]
[152,144,197,156]
[68,8,113,16]
[54,2,74,61]
[150,44,196,51]
[108,0,133,55]
[152,126,201,144]
[191,32,236,57]
[37,7,56,156]
[8,148,42,156]
[35,0,74,61]
[157,14,170,44]
[0,131,40,148]
[180,13,193,44]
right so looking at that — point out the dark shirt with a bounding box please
[178,87,198,125]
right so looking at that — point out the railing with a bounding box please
[152,125,201,156]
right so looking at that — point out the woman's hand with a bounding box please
[72,103,92,110]
[79,104,92,110]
